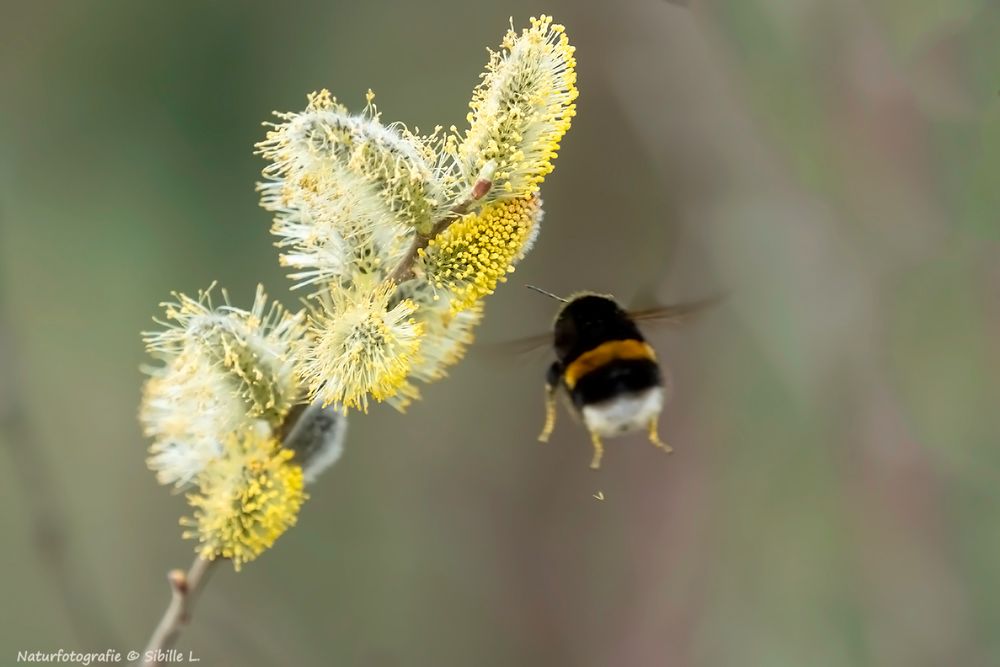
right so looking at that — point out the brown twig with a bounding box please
[387,173,493,284]
[141,556,217,665]
[138,400,336,662]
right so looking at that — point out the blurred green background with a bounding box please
[2,1,999,665]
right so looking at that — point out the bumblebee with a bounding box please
[527,286,718,470]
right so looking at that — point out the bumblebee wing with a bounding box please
[475,331,554,364]
[629,294,725,326]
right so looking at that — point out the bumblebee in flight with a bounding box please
[527,286,719,470]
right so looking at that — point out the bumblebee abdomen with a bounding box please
[581,385,664,438]
[568,356,662,407]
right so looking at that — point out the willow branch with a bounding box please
[141,172,493,664]
[139,402,338,662]
[387,172,493,284]
[141,556,217,665]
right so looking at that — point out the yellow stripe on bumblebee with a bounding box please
[563,339,657,390]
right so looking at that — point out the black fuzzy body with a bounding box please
[547,294,662,409]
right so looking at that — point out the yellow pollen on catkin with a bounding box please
[182,426,306,571]
[257,89,444,238]
[140,285,305,487]
[456,15,577,203]
[300,282,424,412]
[411,301,484,382]
[418,196,541,313]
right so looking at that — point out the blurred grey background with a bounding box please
[2,1,999,665]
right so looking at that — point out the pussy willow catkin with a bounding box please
[140,16,577,569]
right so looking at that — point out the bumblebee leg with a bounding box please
[589,430,605,470]
[537,384,557,443]
[648,418,673,454]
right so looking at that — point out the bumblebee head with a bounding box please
[524,286,635,357]
[556,293,623,324]
[552,294,629,357]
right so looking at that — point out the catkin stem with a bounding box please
[139,400,321,663]
[387,174,493,284]
[140,556,217,665]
